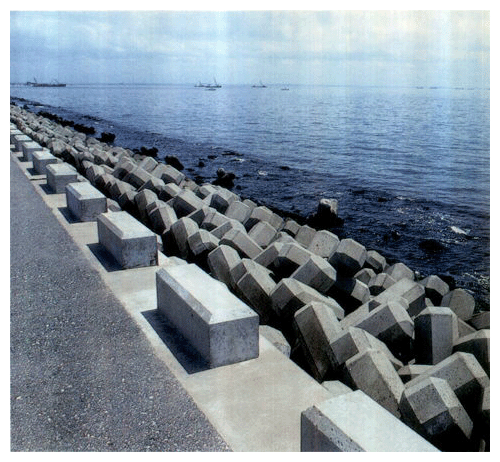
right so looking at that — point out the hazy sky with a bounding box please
[10,9,490,87]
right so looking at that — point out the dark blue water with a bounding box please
[10,83,490,309]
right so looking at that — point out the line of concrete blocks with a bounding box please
[11,109,490,451]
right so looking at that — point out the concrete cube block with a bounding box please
[274,242,315,277]
[329,326,403,372]
[386,262,415,282]
[441,288,475,321]
[134,189,158,224]
[224,200,252,224]
[123,166,153,189]
[343,349,405,417]
[368,272,396,296]
[117,190,138,215]
[171,189,205,218]
[112,157,137,180]
[294,302,343,381]
[270,278,344,327]
[354,268,376,285]
[46,163,78,193]
[13,134,32,153]
[344,300,414,361]
[32,149,58,175]
[372,277,426,317]
[364,250,387,273]
[186,206,216,227]
[244,205,276,230]
[66,181,107,222]
[196,184,218,199]
[158,183,182,201]
[187,229,220,257]
[148,204,177,235]
[159,164,185,185]
[167,217,199,259]
[138,177,166,196]
[453,329,490,376]
[469,311,490,330]
[206,245,242,289]
[211,219,246,239]
[301,390,438,452]
[219,229,263,259]
[156,264,259,368]
[137,156,158,173]
[400,377,473,451]
[415,307,455,365]
[307,230,340,258]
[290,255,337,294]
[398,364,433,383]
[295,225,317,248]
[235,262,277,325]
[209,188,238,213]
[259,325,291,357]
[405,352,489,417]
[328,238,367,277]
[253,242,283,269]
[321,381,352,397]
[282,219,301,237]
[248,221,277,248]
[329,276,371,312]
[420,275,450,305]
[97,211,158,269]
[229,259,272,291]
[21,140,43,162]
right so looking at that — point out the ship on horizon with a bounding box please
[26,78,66,87]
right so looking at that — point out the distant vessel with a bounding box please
[281,86,290,91]
[252,80,267,88]
[195,77,221,89]
[26,78,66,87]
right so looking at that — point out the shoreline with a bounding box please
[10,96,489,312]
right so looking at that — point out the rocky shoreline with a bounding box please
[11,103,490,451]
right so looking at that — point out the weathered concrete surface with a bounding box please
[290,254,337,294]
[400,377,473,451]
[66,181,107,222]
[441,288,476,321]
[328,238,367,276]
[156,264,259,368]
[46,163,78,193]
[32,149,58,175]
[301,390,438,452]
[342,349,405,418]
[453,329,490,376]
[414,307,455,365]
[293,302,342,381]
[97,211,158,269]
[405,352,489,418]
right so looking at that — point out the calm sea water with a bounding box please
[10,83,490,308]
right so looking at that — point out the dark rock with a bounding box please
[212,168,236,188]
[419,238,446,253]
[198,160,205,167]
[165,155,184,170]
[98,132,116,143]
[73,123,95,135]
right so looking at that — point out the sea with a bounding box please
[10,83,490,310]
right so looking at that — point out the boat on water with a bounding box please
[281,86,290,91]
[195,78,221,89]
[26,78,66,87]
[252,80,267,88]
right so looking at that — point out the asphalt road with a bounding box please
[10,157,230,451]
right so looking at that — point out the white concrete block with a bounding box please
[97,211,158,268]
[156,263,259,368]
[66,181,107,222]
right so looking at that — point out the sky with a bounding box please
[9,5,490,88]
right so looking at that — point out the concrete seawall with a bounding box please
[10,104,489,451]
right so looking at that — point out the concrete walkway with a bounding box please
[10,150,334,452]
[10,156,230,451]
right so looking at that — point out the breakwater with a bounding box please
[11,104,490,451]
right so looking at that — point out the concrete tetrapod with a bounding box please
[399,377,473,451]
[441,288,476,322]
[301,390,438,452]
[453,329,490,376]
[156,263,259,368]
[290,254,337,295]
[328,238,367,277]
[206,245,242,290]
